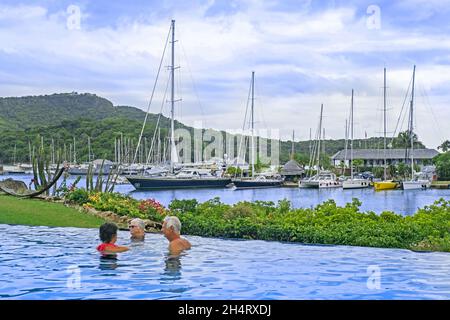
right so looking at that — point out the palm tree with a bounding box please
[392,131,419,149]
[438,140,450,153]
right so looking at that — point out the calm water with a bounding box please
[3,174,449,215]
[1,224,450,300]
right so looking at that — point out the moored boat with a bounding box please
[373,181,398,191]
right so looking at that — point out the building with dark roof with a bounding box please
[280,159,305,181]
[331,148,439,167]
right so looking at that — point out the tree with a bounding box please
[293,153,309,167]
[433,152,450,181]
[392,131,425,149]
[351,159,364,173]
[438,140,450,153]
[396,162,410,178]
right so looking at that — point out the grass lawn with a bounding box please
[0,194,104,228]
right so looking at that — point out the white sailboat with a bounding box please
[401,65,431,190]
[343,89,370,189]
[300,104,342,189]
[231,71,283,189]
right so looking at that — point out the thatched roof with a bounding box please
[280,159,304,176]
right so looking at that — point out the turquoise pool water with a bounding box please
[1,224,450,299]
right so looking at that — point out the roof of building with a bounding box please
[331,149,439,161]
[280,159,304,175]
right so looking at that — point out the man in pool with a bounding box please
[129,218,146,241]
[97,222,129,256]
[162,216,191,254]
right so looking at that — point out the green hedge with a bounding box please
[172,197,450,252]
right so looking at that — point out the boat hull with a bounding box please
[299,180,342,189]
[231,179,283,189]
[126,176,232,190]
[342,179,370,189]
[402,180,430,190]
[373,181,398,191]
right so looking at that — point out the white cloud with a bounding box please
[0,2,448,149]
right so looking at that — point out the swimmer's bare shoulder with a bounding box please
[169,238,191,254]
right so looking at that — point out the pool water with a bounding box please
[1,224,450,299]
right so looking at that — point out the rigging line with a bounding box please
[179,38,205,119]
[235,77,253,178]
[420,84,445,143]
[390,73,413,145]
[133,24,172,165]
[145,71,171,165]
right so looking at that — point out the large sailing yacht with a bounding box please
[401,66,431,190]
[374,68,399,191]
[126,20,231,190]
[343,89,370,189]
[230,71,283,189]
[299,104,342,189]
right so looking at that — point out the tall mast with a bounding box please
[410,65,416,178]
[344,119,348,174]
[309,127,312,161]
[291,129,295,160]
[383,67,387,181]
[74,136,77,164]
[316,104,323,172]
[251,71,255,178]
[88,136,92,162]
[28,140,32,165]
[350,89,354,180]
[170,19,178,171]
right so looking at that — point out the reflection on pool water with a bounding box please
[1,224,450,299]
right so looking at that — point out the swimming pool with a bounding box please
[1,224,450,299]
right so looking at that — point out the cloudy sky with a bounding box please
[0,0,449,148]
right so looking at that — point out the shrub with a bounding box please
[65,188,90,205]
[138,199,167,222]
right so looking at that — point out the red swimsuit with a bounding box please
[97,243,118,253]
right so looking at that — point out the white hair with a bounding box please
[130,218,145,231]
[164,216,181,234]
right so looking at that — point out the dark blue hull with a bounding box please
[231,179,283,189]
[126,176,232,190]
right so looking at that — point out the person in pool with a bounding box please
[129,218,146,241]
[161,216,191,255]
[97,222,129,256]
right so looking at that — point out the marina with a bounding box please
[0,1,450,303]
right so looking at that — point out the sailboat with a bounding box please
[343,89,370,189]
[126,20,231,190]
[401,65,431,190]
[299,104,342,189]
[374,68,399,191]
[230,71,283,190]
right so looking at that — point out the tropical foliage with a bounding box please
[171,197,450,252]
[434,151,450,181]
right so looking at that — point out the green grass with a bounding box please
[0,194,105,228]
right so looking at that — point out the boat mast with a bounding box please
[28,140,32,165]
[251,71,255,178]
[169,19,178,172]
[88,136,92,162]
[316,104,323,172]
[350,89,354,180]
[383,68,387,181]
[410,65,416,179]
[291,129,295,160]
